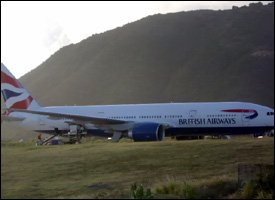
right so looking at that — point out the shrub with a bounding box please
[240,169,274,199]
[241,181,256,199]
[130,183,153,199]
[154,181,198,199]
[155,182,180,195]
[182,183,198,199]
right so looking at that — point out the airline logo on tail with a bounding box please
[1,63,39,111]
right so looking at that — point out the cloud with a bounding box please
[44,22,63,47]
[43,21,71,49]
[58,33,71,48]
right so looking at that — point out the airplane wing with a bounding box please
[11,109,128,125]
[1,114,25,122]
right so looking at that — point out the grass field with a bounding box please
[1,136,274,199]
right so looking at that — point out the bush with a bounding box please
[240,170,274,199]
[182,183,198,199]
[130,183,153,199]
[154,181,198,199]
[241,181,256,199]
[255,191,273,199]
[155,182,180,195]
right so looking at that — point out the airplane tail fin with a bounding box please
[1,63,40,112]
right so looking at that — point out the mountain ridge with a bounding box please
[19,2,273,107]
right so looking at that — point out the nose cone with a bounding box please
[261,106,274,128]
[268,109,274,127]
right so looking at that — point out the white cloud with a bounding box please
[1,1,272,78]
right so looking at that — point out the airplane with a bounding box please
[1,63,274,143]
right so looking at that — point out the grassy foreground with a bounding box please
[1,136,274,199]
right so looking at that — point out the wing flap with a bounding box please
[11,109,127,125]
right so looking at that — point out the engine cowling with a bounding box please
[128,123,165,142]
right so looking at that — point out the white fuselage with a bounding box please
[10,102,274,136]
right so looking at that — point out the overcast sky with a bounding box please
[1,1,272,78]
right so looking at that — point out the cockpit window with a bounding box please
[267,112,274,116]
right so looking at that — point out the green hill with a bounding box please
[1,2,274,140]
[20,2,274,107]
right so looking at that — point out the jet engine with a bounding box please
[128,122,165,142]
